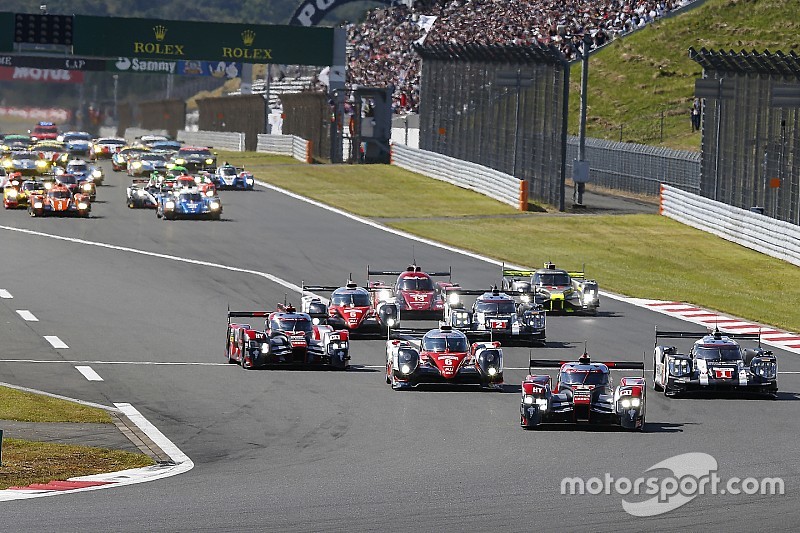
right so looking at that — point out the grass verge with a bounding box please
[0,386,112,423]
[0,439,154,490]
[219,151,800,333]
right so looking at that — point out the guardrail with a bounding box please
[660,184,800,267]
[390,143,526,210]
[176,130,245,151]
[256,134,313,163]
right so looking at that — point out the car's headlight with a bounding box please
[209,201,220,210]
[751,359,777,379]
[132,162,142,169]
[523,395,534,405]
[82,183,92,191]
[6,189,17,198]
[165,200,175,208]
[206,190,214,197]
[36,160,47,168]
[2,161,11,168]
[78,202,88,210]
[92,169,102,178]
[448,292,459,305]
[246,178,254,185]
[378,289,392,301]
[535,398,548,410]
[488,367,497,376]
[520,294,531,303]
[175,158,185,165]
[386,317,396,327]
[34,201,43,208]
[44,182,53,189]
[205,158,214,164]
[668,358,691,377]
[620,397,641,409]
[136,189,145,196]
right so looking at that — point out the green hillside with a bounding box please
[569,0,800,151]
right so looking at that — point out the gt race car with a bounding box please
[368,264,455,321]
[385,325,503,390]
[653,327,778,398]
[4,177,45,209]
[301,280,399,335]
[172,146,217,172]
[444,287,546,345]
[93,137,126,159]
[520,354,646,430]
[226,306,350,370]
[502,262,600,315]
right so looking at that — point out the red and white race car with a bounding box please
[301,280,399,335]
[520,354,646,430]
[368,264,456,321]
[28,184,91,217]
[226,305,350,370]
[386,325,503,390]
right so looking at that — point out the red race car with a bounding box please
[226,304,350,370]
[385,325,502,390]
[368,264,456,321]
[28,184,91,217]
[301,280,399,335]
[520,353,646,430]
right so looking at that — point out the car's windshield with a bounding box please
[331,292,371,307]
[272,317,312,333]
[34,126,57,134]
[475,299,516,314]
[423,334,468,353]
[63,133,92,142]
[152,142,180,150]
[99,138,125,145]
[13,153,36,161]
[561,370,609,386]
[49,190,71,199]
[57,176,77,184]
[179,192,203,202]
[535,273,571,286]
[22,182,41,191]
[142,154,166,162]
[694,345,741,362]
[399,276,434,291]
[68,164,87,173]
[179,149,212,157]
[219,167,237,176]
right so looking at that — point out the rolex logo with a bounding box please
[241,29,255,46]
[153,25,168,41]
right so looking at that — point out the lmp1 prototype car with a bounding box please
[444,287,546,345]
[301,280,400,335]
[385,325,503,390]
[520,354,646,430]
[653,327,778,397]
[502,262,600,315]
[156,188,222,220]
[28,184,91,217]
[368,264,455,321]
[213,163,255,190]
[126,178,159,209]
[226,305,350,370]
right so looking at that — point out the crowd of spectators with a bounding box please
[345,0,696,114]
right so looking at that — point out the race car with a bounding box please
[385,325,503,390]
[368,264,455,321]
[35,140,67,167]
[52,170,96,201]
[444,287,546,345]
[62,160,101,196]
[93,137,126,159]
[213,163,255,190]
[171,146,217,172]
[2,151,49,176]
[126,179,159,208]
[156,188,222,220]
[30,122,58,141]
[150,140,182,156]
[1,135,36,152]
[653,327,778,398]
[4,176,45,209]
[136,134,170,148]
[28,184,91,217]
[127,152,169,176]
[112,146,149,172]
[502,262,600,315]
[301,280,399,335]
[226,305,350,370]
[520,354,646,430]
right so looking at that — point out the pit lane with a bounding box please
[0,159,797,531]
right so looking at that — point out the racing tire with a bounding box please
[520,414,537,430]
[653,365,663,392]
[240,338,252,370]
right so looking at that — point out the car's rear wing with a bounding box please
[130,178,149,186]
[227,311,270,324]
[301,284,340,293]
[529,359,645,370]
[367,265,451,278]
[654,326,761,342]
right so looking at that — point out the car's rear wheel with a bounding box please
[653,363,663,392]
[240,338,252,370]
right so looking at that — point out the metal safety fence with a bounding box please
[177,130,245,151]
[257,134,313,163]
[566,136,701,195]
[661,184,800,267]
[417,44,569,210]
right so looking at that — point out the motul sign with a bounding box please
[0,67,83,83]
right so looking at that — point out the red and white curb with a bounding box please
[619,297,800,355]
[0,402,193,501]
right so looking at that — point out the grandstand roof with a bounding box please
[414,43,567,66]
[689,48,800,77]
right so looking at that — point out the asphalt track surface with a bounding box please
[1,162,798,532]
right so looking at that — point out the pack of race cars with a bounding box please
[224,259,779,433]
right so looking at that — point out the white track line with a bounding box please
[43,335,68,349]
[0,289,13,298]
[75,365,103,381]
[16,309,39,321]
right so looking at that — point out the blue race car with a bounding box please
[156,188,222,220]
[213,163,254,190]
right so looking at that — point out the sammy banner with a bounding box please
[290,0,402,27]
[109,57,241,78]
